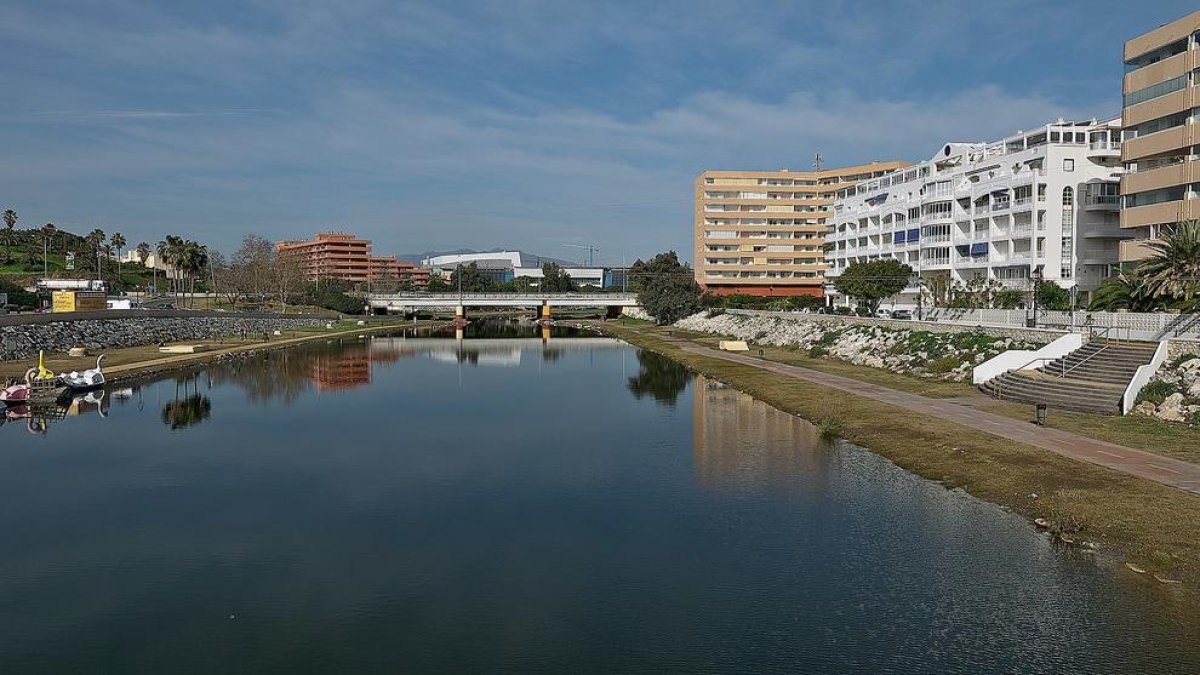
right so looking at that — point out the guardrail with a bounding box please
[1121,340,1169,415]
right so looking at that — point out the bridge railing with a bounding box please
[365,292,638,300]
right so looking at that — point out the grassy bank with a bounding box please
[593,320,1200,590]
[657,322,1200,465]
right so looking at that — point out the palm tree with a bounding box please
[157,235,185,300]
[135,242,152,293]
[1140,219,1200,308]
[177,240,209,307]
[110,232,127,290]
[1088,271,1158,312]
[85,228,106,283]
[3,209,17,264]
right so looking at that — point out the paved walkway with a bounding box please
[659,335,1200,495]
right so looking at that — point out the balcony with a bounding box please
[1121,160,1194,195]
[1087,140,1121,157]
[991,201,1011,212]
[1082,194,1121,211]
[1121,200,1184,230]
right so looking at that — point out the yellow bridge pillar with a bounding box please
[539,302,552,324]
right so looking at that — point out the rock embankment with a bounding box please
[675,311,1045,382]
[1133,352,1200,424]
[0,316,325,361]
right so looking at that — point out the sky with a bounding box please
[0,0,1195,265]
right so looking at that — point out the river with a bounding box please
[0,322,1196,673]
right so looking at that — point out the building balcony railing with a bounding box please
[992,202,1011,212]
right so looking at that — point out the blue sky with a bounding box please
[0,0,1194,264]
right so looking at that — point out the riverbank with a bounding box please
[0,319,430,384]
[588,320,1200,590]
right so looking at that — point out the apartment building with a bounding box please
[694,161,908,297]
[826,118,1124,309]
[1120,10,1200,262]
[370,256,431,288]
[277,232,429,285]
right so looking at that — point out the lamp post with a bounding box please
[1027,266,1043,328]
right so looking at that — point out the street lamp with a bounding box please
[1027,266,1043,328]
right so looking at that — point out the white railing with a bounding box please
[972,333,1084,385]
[1121,340,1170,414]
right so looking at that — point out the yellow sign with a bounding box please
[52,291,107,313]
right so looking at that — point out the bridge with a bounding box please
[363,292,639,319]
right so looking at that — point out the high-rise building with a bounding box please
[826,118,1124,309]
[694,162,908,297]
[1119,10,1200,262]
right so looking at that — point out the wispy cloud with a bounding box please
[0,0,1172,260]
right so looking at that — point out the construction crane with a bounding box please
[563,243,600,267]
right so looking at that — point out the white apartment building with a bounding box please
[826,118,1125,310]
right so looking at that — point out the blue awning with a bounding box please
[970,243,989,255]
[893,231,906,243]
[907,228,920,241]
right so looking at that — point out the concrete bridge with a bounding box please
[363,292,639,319]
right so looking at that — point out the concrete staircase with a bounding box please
[979,341,1159,414]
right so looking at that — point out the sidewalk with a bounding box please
[661,335,1200,495]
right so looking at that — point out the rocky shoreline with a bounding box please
[674,311,1045,382]
[0,316,326,361]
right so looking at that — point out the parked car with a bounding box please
[891,309,913,320]
[875,308,893,319]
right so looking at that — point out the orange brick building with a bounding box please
[276,233,429,286]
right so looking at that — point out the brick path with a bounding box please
[662,336,1200,495]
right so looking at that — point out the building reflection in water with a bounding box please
[691,374,830,493]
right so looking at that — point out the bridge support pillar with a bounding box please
[454,305,467,328]
[539,302,552,324]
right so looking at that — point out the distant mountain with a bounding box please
[394,248,579,267]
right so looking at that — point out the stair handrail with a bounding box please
[993,356,1058,401]
[1055,344,1108,379]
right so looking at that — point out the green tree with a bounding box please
[1140,219,1200,307]
[449,262,499,292]
[1035,281,1071,311]
[992,289,1024,309]
[540,262,577,292]
[426,275,451,292]
[833,259,913,313]
[2,209,17,264]
[629,251,703,325]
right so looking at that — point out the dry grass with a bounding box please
[596,322,1200,591]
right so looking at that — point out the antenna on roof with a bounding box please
[813,152,823,172]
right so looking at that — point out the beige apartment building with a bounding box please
[1120,10,1200,262]
[694,161,908,296]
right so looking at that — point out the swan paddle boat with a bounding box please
[60,355,107,391]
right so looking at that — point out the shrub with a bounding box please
[1170,353,1199,369]
[704,308,726,319]
[1136,380,1176,406]
[807,346,828,358]
[818,417,843,437]
[926,356,963,374]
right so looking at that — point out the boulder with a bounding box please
[1156,392,1187,422]
[1134,401,1157,417]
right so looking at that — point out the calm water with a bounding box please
[0,322,1197,673]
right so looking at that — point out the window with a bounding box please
[1124,74,1188,107]
[1063,159,1074,172]
[1062,187,1074,207]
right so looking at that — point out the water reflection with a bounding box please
[626,349,693,406]
[691,374,829,492]
[0,390,110,435]
[160,375,213,430]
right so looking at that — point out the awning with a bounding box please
[893,231,906,243]
[970,243,989,255]
[907,228,920,240]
